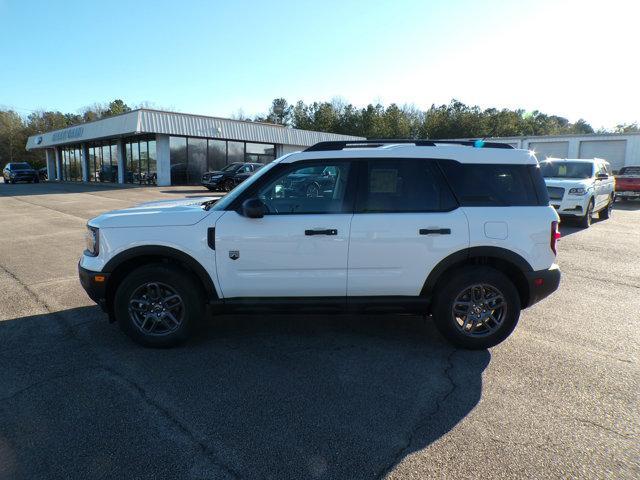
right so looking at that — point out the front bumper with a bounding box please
[524,264,561,308]
[550,196,590,217]
[202,177,223,188]
[78,262,109,311]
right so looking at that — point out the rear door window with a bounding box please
[356,159,458,213]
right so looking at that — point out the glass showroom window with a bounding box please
[245,142,275,163]
[207,139,226,172]
[170,137,187,185]
[227,140,244,165]
[187,138,207,185]
[62,146,82,181]
[126,137,157,185]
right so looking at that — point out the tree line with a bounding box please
[2,97,638,169]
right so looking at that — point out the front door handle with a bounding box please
[419,228,451,235]
[305,229,338,236]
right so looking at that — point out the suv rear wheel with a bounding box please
[432,266,520,349]
[114,264,205,347]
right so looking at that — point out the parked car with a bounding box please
[2,162,39,184]
[540,158,615,228]
[279,165,338,197]
[38,167,48,181]
[79,140,561,350]
[201,162,263,191]
[614,165,640,201]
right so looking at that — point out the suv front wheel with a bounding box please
[432,266,521,349]
[114,264,205,347]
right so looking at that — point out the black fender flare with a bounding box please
[421,246,533,297]
[103,245,218,299]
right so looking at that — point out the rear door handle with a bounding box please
[419,228,451,235]
[305,229,338,236]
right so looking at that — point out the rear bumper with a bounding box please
[78,262,109,311]
[524,263,561,308]
[616,191,640,198]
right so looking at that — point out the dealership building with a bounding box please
[470,132,640,172]
[25,109,362,186]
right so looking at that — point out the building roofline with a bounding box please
[25,108,363,150]
[459,131,640,141]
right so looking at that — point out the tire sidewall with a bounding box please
[432,266,521,350]
[114,264,204,347]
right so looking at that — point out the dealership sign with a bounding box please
[52,126,84,142]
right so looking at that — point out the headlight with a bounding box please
[85,226,99,256]
[568,188,587,195]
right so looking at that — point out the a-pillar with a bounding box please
[156,134,171,186]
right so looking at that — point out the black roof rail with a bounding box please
[304,139,514,152]
[304,139,436,152]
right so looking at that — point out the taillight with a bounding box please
[551,221,561,255]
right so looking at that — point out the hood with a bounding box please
[89,197,218,228]
[544,177,593,188]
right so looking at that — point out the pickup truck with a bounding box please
[615,166,640,201]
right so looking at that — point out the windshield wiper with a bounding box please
[201,199,219,211]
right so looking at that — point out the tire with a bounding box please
[578,198,594,228]
[222,179,234,192]
[600,195,613,220]
[113,264,205,347]
[431,266,521,350]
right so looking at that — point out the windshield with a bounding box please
[221,163,241,172]
[209,160,280,210]
[11,163,31,170]
[540,161,593,179]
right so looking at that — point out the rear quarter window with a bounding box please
[438,160,548,206]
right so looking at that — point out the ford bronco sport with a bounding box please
[79,140,561,350]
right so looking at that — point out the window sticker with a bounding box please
[370,169,399,193]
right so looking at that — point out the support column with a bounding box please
[45,149,56,181]
[156,134,171,186]
[116,139,126,184]
[81,143,89,182]
[567,139,580,158]
[55,147,63,181]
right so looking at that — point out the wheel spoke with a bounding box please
[164,311,180,327]
[452,283,507,338]
[146,283,161,300]
[163,294,182,310]
[128,281,184,336]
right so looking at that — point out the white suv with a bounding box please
[79,140,561,350]
[541,158,615,228]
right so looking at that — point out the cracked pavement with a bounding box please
[0,181,638,479]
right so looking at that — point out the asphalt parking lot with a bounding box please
[0,181,638,480]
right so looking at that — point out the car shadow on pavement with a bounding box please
[0,307,489,480]
[613,199,640,211]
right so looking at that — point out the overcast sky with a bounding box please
[1,0,637,129]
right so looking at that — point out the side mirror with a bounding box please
[597,173,609,180]
[241,198,265,218]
